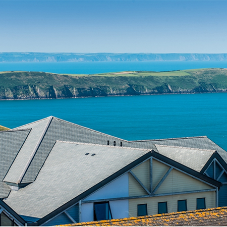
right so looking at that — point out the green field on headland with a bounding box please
[0,125,9,131]
[0,68,227,99]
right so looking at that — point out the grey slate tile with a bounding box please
[5,141,149,219]
[4,117,51,184]
[0,129,30,198]
[154,144,215,172]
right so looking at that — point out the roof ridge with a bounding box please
[18,117,54,184]
[12,116,53,130]
[131,136,207,142]
[56,140,151,151]
[205,136,227,152]
[52,117,128,142]
[152,136,208,141]
[155,144,216,152]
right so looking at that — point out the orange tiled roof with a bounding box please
[61,207,227,226]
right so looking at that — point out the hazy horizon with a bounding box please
[2,52,227,54]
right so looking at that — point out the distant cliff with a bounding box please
[1,53,227,62]
[1,68,227,100]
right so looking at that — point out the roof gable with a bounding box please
[151,151,221,188]
[155,144,215,172]
[5,141,150,220]
[200,151,227,175]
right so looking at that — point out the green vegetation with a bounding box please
[0,68,227,99]
[0,125,9,131]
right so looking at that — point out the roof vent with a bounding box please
[91,154,96,156]
[85,153,89,155]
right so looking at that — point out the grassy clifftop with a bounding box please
[0,125,9,131]
[0,68,227,99]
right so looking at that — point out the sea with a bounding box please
[0,61,227,150]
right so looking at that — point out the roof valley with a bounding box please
[18,116,54,184]
[3,117,53,185]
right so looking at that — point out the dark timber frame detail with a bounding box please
[129,171,151,195]
[0,200,26,226]
[34,151,221,226]
[152,167,173,194]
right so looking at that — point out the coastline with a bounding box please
[0,90,226,101]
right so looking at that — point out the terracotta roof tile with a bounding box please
[61,207,227,226]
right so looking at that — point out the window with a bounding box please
[94,202,112,221]
[107,140,109,145]
[137,204,147,216]
[113,141,116,146]
[197,198,206,210]
[158,202,167,214]
[0,212,14,226]
[178,200,187,212]
[120,142,122,147]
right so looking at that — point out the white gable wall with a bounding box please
[81,203,93,222]
[81,200,129,222]
[81,173,129,222]
[83,173,129,201]
[109,200,129,219]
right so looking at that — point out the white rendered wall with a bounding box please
[81,200,129,222]
[81,203,93,222]
[110,200,129,219]
[83,173,129,201]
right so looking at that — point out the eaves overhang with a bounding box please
[0,199,26,225]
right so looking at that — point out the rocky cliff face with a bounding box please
[1,83,227,100]
[1,69,227,100]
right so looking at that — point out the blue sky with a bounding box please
[0,0,227,53]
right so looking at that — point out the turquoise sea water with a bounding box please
[1,93,227,150]
[0,61,227,150]
[0,61,227,74]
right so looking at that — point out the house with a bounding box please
[0,116,226,226]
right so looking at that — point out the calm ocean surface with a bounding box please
[0,61,227,150]
[1,93,227,150]
[0,61,227,74]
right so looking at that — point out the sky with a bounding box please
[0,0,227,53]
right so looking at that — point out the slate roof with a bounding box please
[154,144,216,172]
[131,136,227,172]
[2,116,225,190]
[67,207,227,226]
[1,116,227,225]
[5,141,150,219]
[0,129,31,198]
[4,116,128,185]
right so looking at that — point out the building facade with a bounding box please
[0,116,226,226]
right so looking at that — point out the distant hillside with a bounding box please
[0,68,227,99]
[0,125,9,131]
[1,53,227,62]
